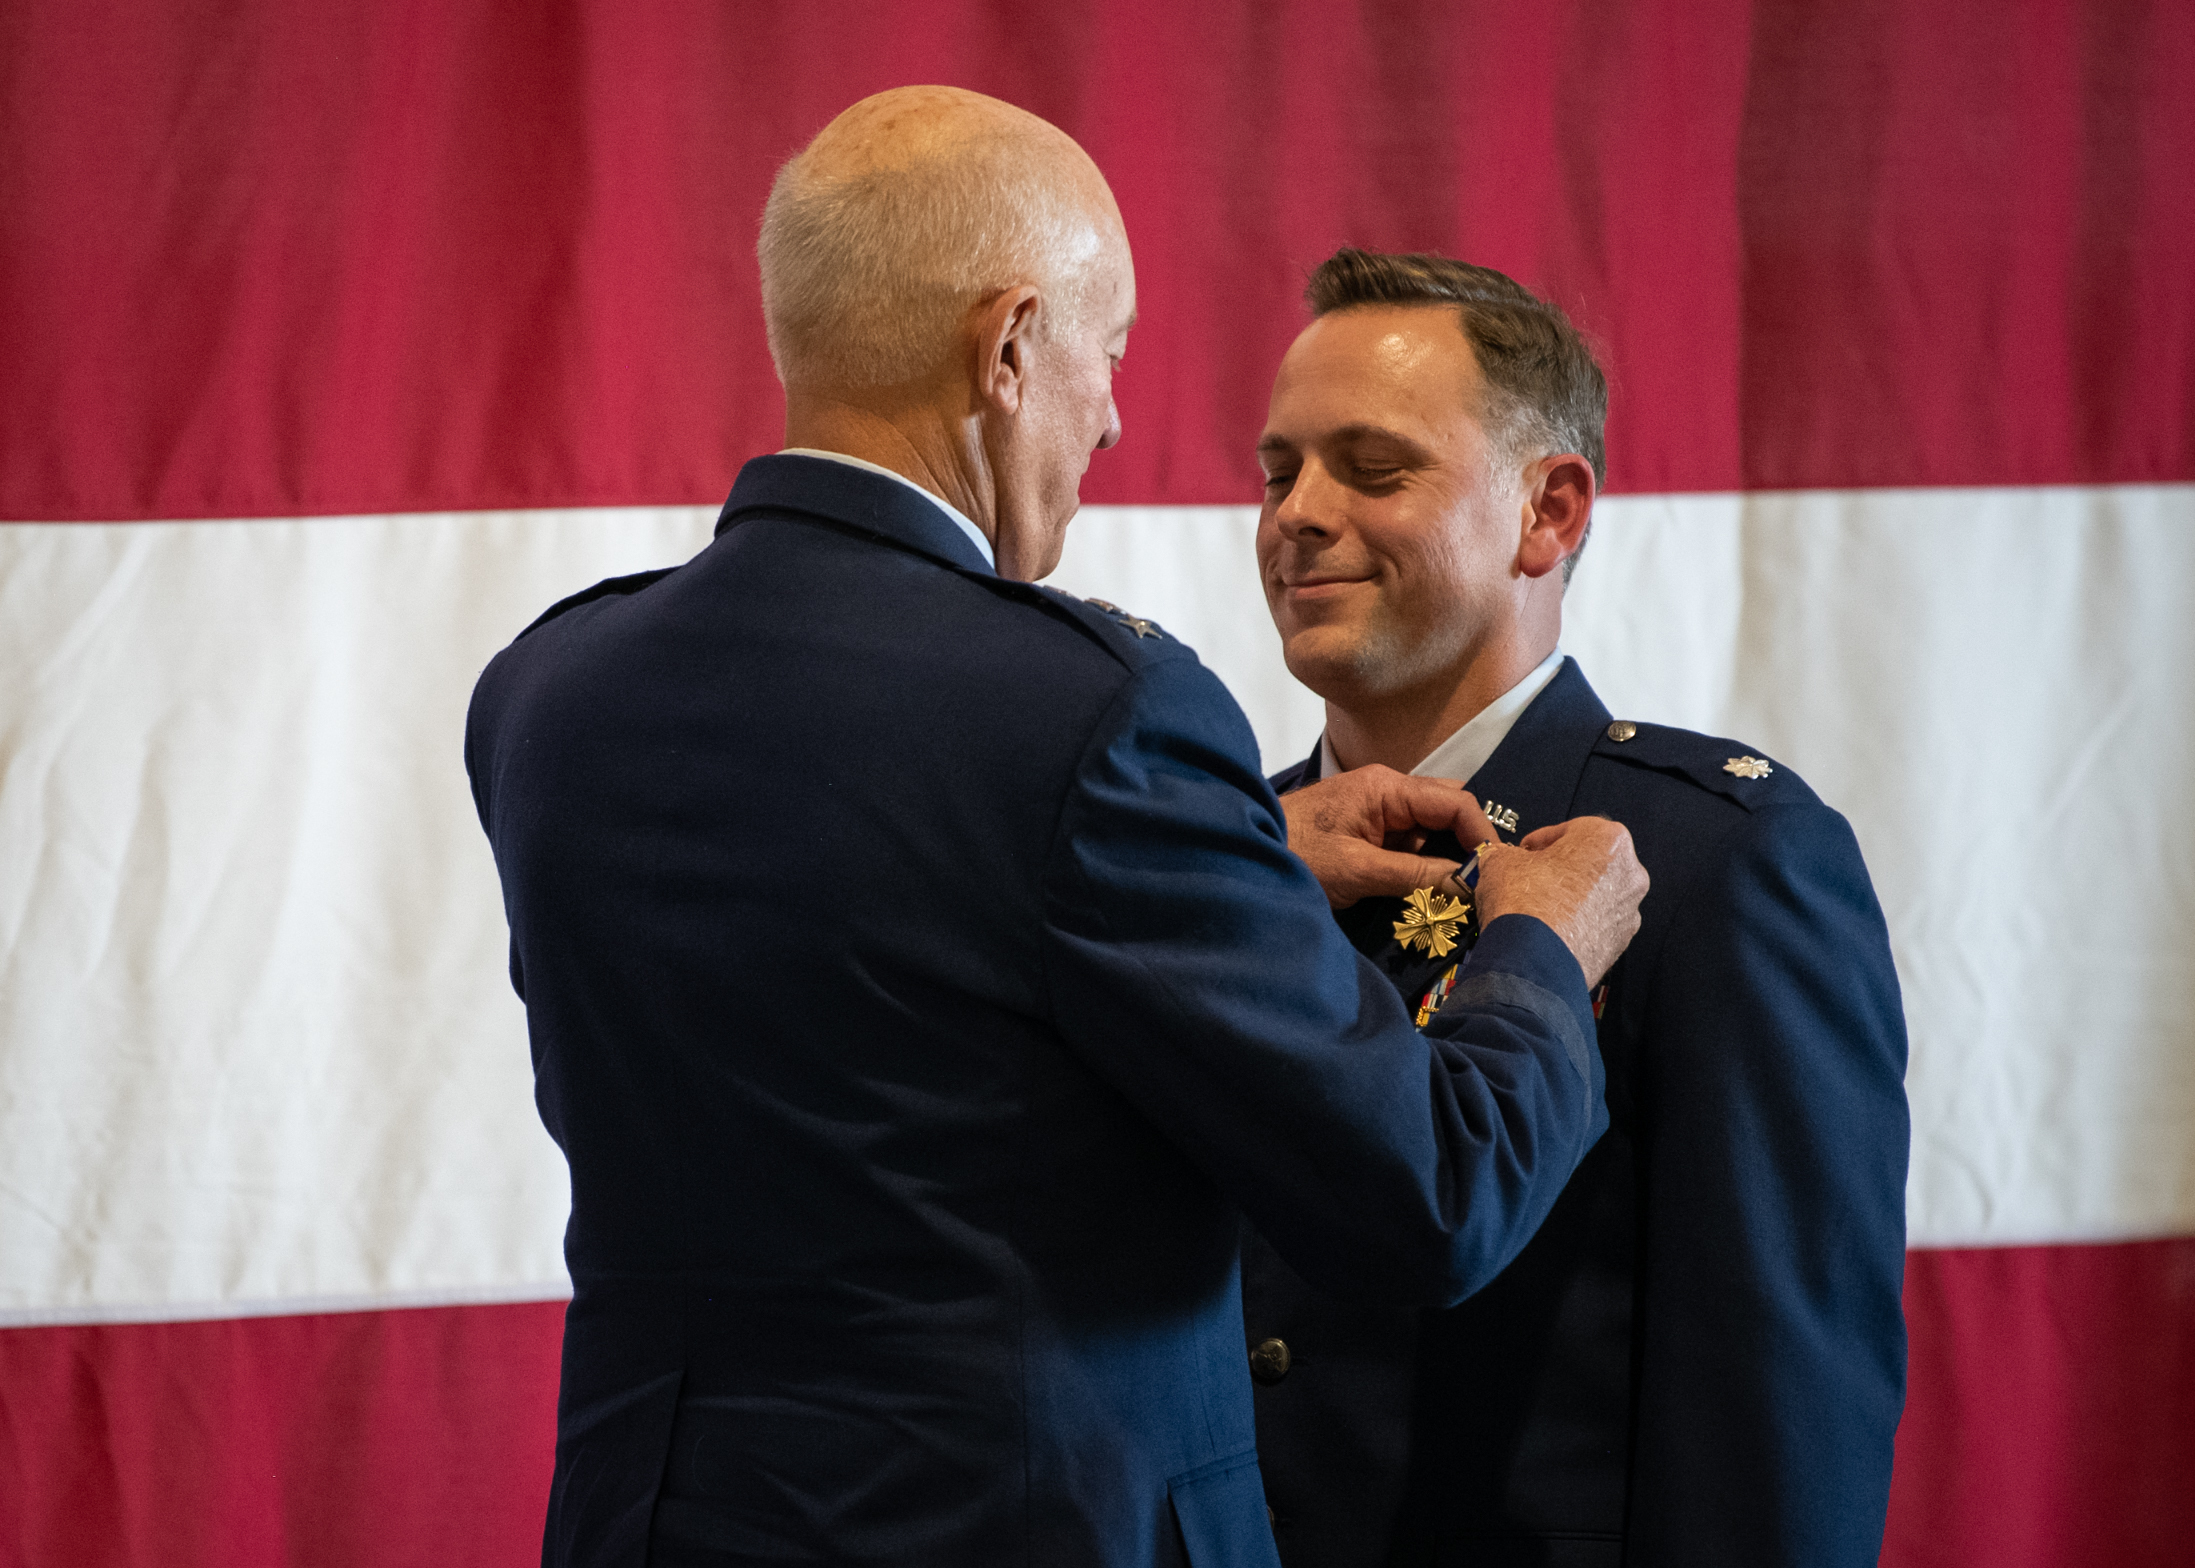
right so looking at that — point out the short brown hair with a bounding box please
[1306,249,1607,579]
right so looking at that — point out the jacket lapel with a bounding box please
[1462,658,1612,843]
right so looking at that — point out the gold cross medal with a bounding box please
[1392,842,1490,959]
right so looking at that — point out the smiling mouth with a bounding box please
[1281,575,1373,595]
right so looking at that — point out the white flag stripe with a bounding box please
[2,488,2189,1324]
[0,510,716,1322]
[1585,488,2195,1249]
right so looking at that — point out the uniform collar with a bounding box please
[713,452,997,576]
[1279,656,1611,845]
[1314,647,1565,787]
[775,448,994,569]
[1459,658,1613,841]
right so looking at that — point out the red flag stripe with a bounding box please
[5,1243,2189,1567]
[1885,1239,2195,1566]
[3,0,2191,522]
[0,1303,565,1568]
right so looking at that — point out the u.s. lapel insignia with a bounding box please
[1724,755,1773,779]
[1394,886,1472,958]
[1483,801,1521,835]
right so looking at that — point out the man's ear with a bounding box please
[1518,454,1595,580]
[974,285,1044,416]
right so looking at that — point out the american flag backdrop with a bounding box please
[2,3,2191,1564]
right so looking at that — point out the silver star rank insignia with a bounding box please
[1724,755,1773,779]
[1085,597,1163,639]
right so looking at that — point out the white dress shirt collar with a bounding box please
[778,447,995,570]
[1317,647,1566,785]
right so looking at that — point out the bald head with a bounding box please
[759,87,1126,391]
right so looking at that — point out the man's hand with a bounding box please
[1279,766,1498,908]
[1476,818,1648,988]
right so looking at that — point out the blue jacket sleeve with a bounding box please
[1039,656,1610,1308]
[1628,801,1910,1565]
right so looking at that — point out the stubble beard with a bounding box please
[1285,601,1472,712]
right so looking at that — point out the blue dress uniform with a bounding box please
[1242,660,1909,1567]
[464,455,1613,1568]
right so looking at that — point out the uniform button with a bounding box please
[1248,1337,1292,1384]
[1606,720,1638,742]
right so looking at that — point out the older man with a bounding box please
[467,96,1646,1567]
[1240,250,1910,1567]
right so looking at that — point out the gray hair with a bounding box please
[758,132,1095,389]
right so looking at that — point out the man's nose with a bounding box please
[1274,461,1338,536]
[1095,395,1122,451]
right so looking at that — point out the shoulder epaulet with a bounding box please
[1077,596,1172,642]
[1591,718,1818,812]
[1017,586,1185,666]
[515,567,677,639]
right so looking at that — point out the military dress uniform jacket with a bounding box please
[1242,660,1909,1568]
[464,455,1614,1568]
